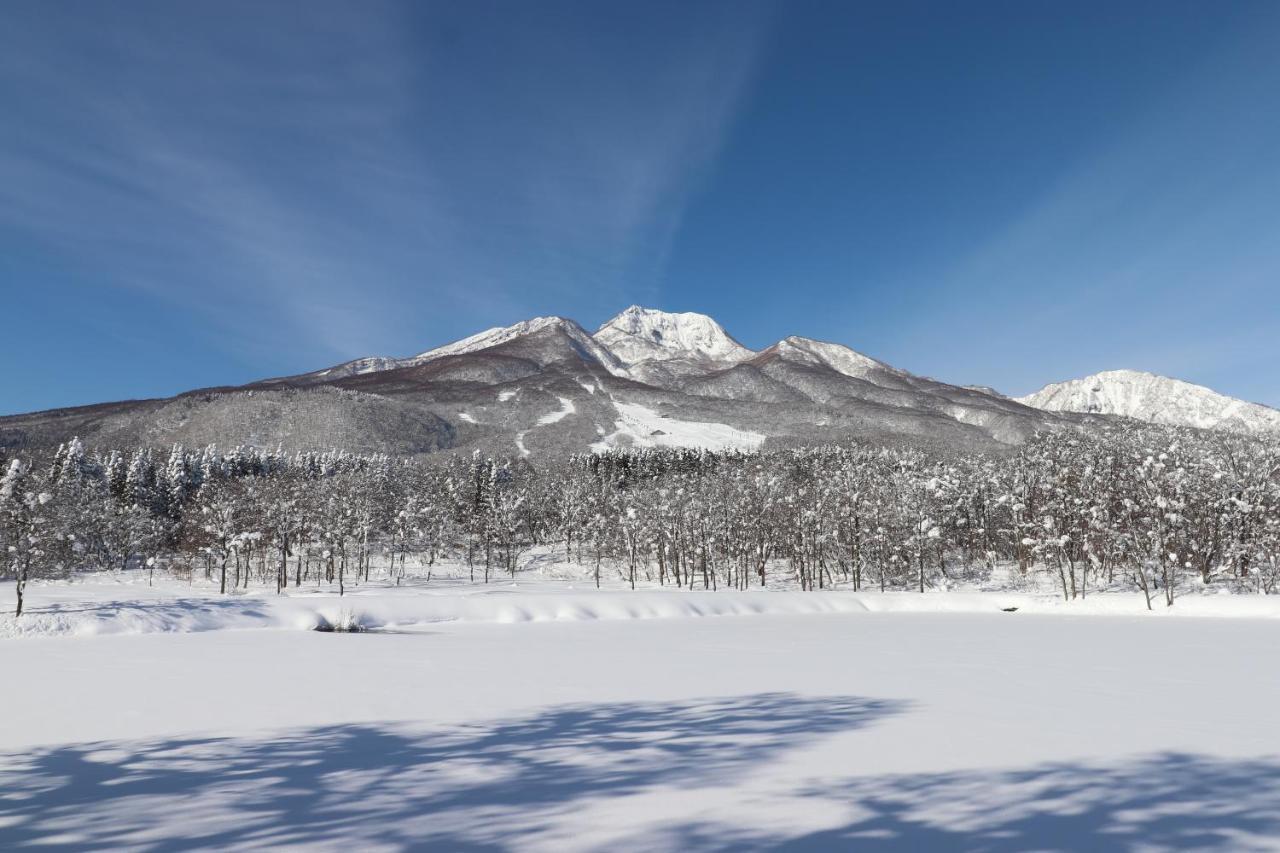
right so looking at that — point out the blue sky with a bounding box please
[3,0,1279,415]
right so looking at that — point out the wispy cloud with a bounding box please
[0,0,771,374]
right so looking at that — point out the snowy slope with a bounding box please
[414,316,574,362]
[590,401,765,453]
[319,317,630,379]
[594,305,754,366]
[1016,369,1280,434]
[411,316,628,375]
[767,335,905,381]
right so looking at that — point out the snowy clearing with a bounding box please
[536,395,577,425]
[590,401,765,453]
[1,579,1278,850]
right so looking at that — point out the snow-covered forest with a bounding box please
[5,422,1279,616]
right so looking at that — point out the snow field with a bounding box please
[535,396,577,425]
[590,401,765,453]
[1,608,1278,849]
[5,552,1280,849]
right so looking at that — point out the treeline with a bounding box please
[2,423,1279,615]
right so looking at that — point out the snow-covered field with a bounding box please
[3,572,1280,850]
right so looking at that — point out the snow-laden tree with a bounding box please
[4,423,1279,605]
[1,459,53,616]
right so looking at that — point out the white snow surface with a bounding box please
[594,305,754,366]
[1017,369,1280,434]
[316,355,403,378]
[2,570,1280,850]
[591,401,765,453]
[5,572,1280,641]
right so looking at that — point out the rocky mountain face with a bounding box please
[1015,370,1280,435]
[593,305,753,385]
[7,307,1271,459]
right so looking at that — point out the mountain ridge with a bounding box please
[3,308,1272,458]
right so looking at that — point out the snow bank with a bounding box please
[0,587,872,638]
[4,578,1280,640]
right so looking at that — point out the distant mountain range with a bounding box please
[1015,369,1280,435]
[2,307,1275,457]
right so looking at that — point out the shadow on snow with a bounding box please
[0,692,901,850]
[3,692,1277,850]
[661,752,1280,852]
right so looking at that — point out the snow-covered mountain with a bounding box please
[0,305,1065,456]
[317,308,900,390]
[12,307,1272,458]
[1016,370,1280,434]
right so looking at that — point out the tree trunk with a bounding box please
[14,559,28,617]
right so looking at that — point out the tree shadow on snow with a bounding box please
[659,752,1280,852]
[0,692,903,851]
[7,694,1272,851]
[13,597,272,622]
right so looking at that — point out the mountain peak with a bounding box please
[594,306,753,364]
[409,315,631,376]
[1016,370,1280,434]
